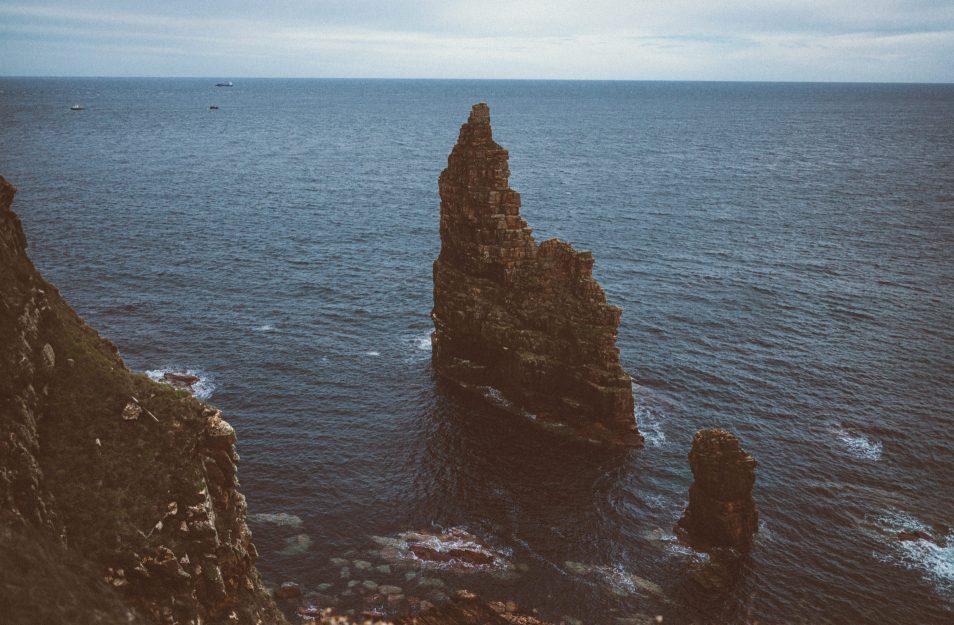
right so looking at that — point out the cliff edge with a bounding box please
[431,103,643,446]
[0,175,286,624]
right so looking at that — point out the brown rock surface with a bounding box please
[0,174,287,624]
[676,429,759,550]
[431,103,643,446]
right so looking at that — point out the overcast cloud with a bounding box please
[1,1,952,81]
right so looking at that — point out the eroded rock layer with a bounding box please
[431,103,643,446]
[676,429,759,550]
[0,175,286,624]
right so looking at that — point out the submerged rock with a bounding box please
[374,527,517,576]
[274,581,302,599]
[277,533,312,556]
[410,543,495,566]
[563,561,664,598]
[897,529,944,546]
[676,429,759,550]
[247,512,304,528]
[431,103,643,447]
[163,371,200,389]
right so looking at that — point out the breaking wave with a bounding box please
[872,510,953,596]
[144,367,215,399]
[637,404,666,447]
[835,427,883,460]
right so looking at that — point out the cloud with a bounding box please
[0,1,952,80]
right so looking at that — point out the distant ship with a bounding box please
[215,81,233,87]
[209,105,219,110]
[70,104,84,111]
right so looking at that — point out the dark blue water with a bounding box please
[2,78,953,624]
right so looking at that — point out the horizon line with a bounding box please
[2,75,953,86]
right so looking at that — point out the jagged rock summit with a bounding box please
[0,175,287,624]
[676,429,759,550]
[431,103,643,446]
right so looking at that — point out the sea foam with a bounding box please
[637,404,667,448]
[835,427,883,460]
[874,510,953,596]
[145,367,215,400]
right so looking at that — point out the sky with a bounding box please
[1,1,953,82]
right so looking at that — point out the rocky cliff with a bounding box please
[431,103,643,446]
[676,429,759,550]
[0,175,287,624]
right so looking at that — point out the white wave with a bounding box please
[665,539,709,562]
[365,350,381,357]
[835,427,882,460]
[641,493,679,512]
[254,324,275,332]
[400,334,433,363]
[374,527,517,574]
[144,367,215,400]
[635,401,666,447]
[873,510,953,595]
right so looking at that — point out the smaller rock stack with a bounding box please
[677,429,758,550]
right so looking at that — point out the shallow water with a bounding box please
[2,78,953,624]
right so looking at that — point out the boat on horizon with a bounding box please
[70,104,84,111]
[215,81,233,87]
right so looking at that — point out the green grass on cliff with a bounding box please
[36,291,213,565]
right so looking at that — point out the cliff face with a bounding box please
[431,103,643,446]
[0,176,286,624]
[676,429,759,550]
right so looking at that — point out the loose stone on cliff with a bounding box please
[431,103,643,446]
[676,429,759,550]
[121,400,142,421]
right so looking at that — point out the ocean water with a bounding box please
[2,78,953,624]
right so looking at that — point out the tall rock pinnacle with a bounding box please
[676,429,759,550]
[431,103,643,446]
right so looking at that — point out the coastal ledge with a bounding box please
[431,103,643,446]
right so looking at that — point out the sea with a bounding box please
[1,78,953,625]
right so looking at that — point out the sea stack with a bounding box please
[431,103,643,446]
[677,429,759,550]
